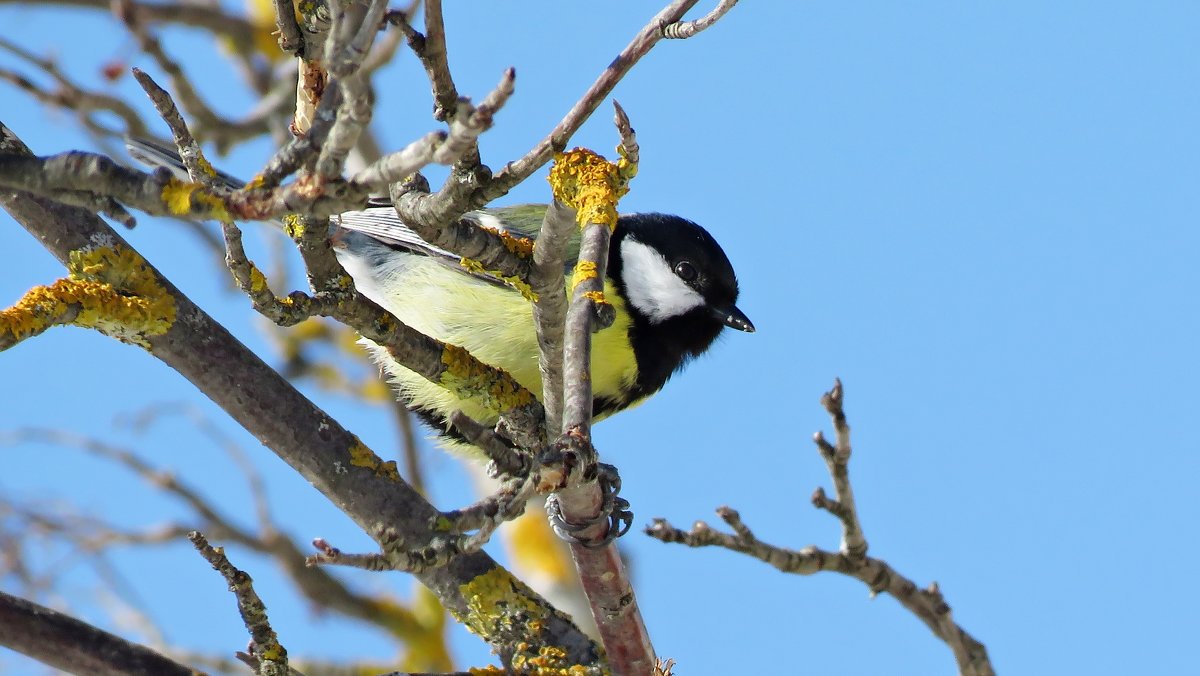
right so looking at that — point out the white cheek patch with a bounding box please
[620,238,706,322]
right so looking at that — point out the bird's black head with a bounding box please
[602,213,753,411]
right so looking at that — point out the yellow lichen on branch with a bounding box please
[440,343,535,413]
[480,227,536,258]
[460,258,538,302]
[457,568,593,675]
[0,244,176,350]
[548,148,627,230]
[161,177,231,222]
[616,140,638,185]
[569,260,598,292]
[348,438,401,482]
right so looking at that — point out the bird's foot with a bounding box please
[545,463,633,548]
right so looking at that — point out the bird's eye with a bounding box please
[674,261,698,282]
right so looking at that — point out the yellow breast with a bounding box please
[360,258,640,450]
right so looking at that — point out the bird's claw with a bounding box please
[545,463,633,548]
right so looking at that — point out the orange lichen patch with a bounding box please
[440,343,535,413]
[511,645,595,675]
[477,223,537,259]
[547,148,627,230]
[496,230,536,258]
[0,244,176,349]
[348,438,401,482]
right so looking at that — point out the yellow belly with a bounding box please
[358,258,640,449]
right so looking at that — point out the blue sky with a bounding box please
[2,2,1199,674]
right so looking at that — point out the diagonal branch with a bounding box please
[482,0,727,203]
[0,590,199,676]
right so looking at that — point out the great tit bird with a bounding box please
[127,139,754,450]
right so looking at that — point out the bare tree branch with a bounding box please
[646,381,995,676]
[0,36,150,139]
[482,0,717,203]
[661,0,741,39]
[0,124,601,667]
[0,589,199,676]
[545,148,651,674]
[0,0,260,56]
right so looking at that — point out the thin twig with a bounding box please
[483,0,717,202]
[813,379,867,557]
[130,68,215,187]
[662,0,740,39]
[272,0,305,57]
[189,531,290,676]
[0,37,149,138]
[646,382,995,676]
[420,0,460,122]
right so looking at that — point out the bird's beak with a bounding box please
[714,305,755,333]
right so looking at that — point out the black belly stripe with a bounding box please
[408,405,471,445]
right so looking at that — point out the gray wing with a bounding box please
[337,205,460,261]
[125,136,245,189]
[126,137,544,288]
[339,207,523,288]
[342,202,569,287]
